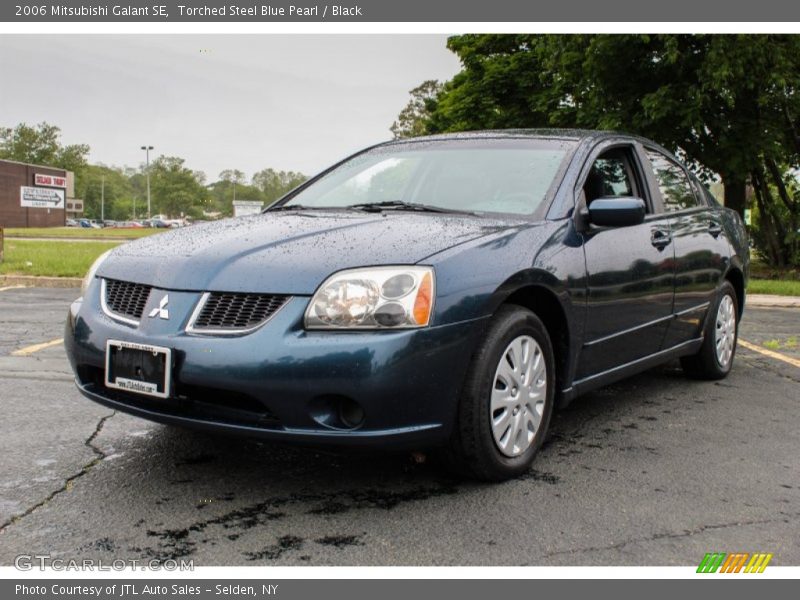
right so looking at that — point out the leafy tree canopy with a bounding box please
[422,34,800,215]
[391,80,443,139]
[0,122,89,173]
[149,156,210,219]
[398,34,800,265]
[251,168,307,204]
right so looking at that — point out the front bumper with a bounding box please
[65,281,485,450]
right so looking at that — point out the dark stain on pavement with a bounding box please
[135,481,458,560]
[244,535,304,561]
[516,469,560,484]
[315,534,365,548]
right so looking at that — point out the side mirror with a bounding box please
[588,197,646,228]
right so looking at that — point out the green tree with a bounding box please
[251,168,307,204]
[218,169,246,186]
[206,181,230,215]
[78,164,133,220]
[148,156,209,219]
[420,34,800,266]
[207,169,260,216]
[0,122,89,173]
[425,35,799,209]
[424,36,560,133]
[390,80,443,139]
[125,169,148,220]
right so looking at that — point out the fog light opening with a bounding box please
[308,395,366,431]
[338,398,365,429]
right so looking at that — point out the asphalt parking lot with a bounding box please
[0,286,798,566]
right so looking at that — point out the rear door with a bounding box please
[575,142,676,380]
[642,147,728,348]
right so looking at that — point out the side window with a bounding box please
[582,148,637,206]
[645,149,699,212]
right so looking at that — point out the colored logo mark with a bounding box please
[697,552,773,573]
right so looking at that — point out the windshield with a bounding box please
[279,139,575,216]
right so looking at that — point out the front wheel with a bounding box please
[680,281,739,380]
[444,305,555,481]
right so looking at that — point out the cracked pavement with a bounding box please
[0,287,798,565]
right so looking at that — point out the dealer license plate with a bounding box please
[105,340,172,399]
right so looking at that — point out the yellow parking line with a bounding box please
[738,339,800,369]
[0,285,27,292]
[11,338,64,356]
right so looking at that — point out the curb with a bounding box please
[0,275,82,288]
[748,294,800,308]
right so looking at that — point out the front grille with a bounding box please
[103,279,152,322]
[190,292,289,332]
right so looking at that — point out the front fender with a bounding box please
[426,218,587,399]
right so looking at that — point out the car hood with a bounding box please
[98,210,524,294]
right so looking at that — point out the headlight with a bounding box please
[305,266,435,329]
[81,249,113,297]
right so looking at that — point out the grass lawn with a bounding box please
[0,239,121,278]
[4,227,162,240]
[747,279,800,296]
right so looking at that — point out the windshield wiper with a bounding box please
[347,200,474,215]
[266,204,319,212]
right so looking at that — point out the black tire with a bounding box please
[680,281,739,380]
[443,305,555,481]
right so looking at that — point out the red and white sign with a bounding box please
[34,173,67,188]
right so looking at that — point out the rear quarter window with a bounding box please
[645,149,701,212]
[690,175,714,207]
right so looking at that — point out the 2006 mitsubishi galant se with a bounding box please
[65,130,749,480]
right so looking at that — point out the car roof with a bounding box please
[381,128,621,145]
[377,128,678,161]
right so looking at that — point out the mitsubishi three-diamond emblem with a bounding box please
[148,294,170,320]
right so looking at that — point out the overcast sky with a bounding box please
[0,35,461,180]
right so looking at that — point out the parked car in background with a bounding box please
[66,218,78,227]
[154,215,188,227]
[140,219,169,228]
[65,130,749,481]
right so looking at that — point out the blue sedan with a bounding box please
[65,130,749,480]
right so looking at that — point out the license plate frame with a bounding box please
[105,340,172,399]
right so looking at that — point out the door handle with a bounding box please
[708,220,722,237]
[650,228,672,249]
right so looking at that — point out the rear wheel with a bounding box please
[444,305,555,481]
[680,281,739,380]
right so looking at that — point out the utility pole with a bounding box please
[101,175,105,223]
[141,145,154,219]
